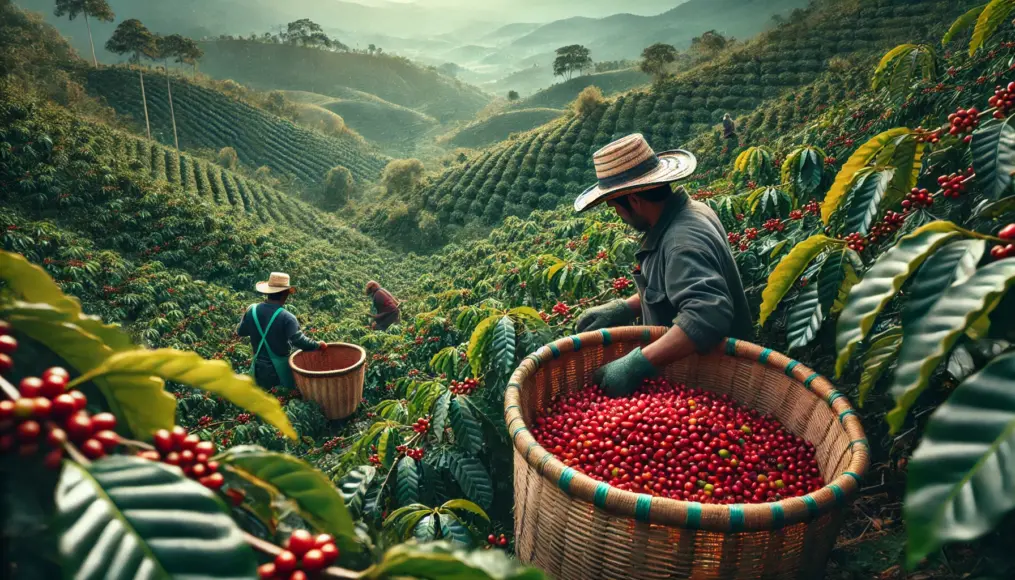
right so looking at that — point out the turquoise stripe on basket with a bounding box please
[726,338,738,356]
[558,467,576,493]
[803,373,820,391]
[829,483,845,505]
[641,329,652,343]
[525,441,538,460]
[571,336,582,351]
[507,382,521,392]
[759,348,772,363]
[843,471,862,484]
[685,502,702,529]
[548,343,561,358]
[512,426,527,442]
[593,482,610,508]
[538,452,554,473]
[635,494,652,522]
[505,404,519,413]
[525,354,541,365]
[770,502,785,527]
[600,329,612,346]
[839,409,858,423]
[728,504,745,532]
[802,494,819,517]
[849,438,869,450]
[826,391,845,405]
[784,360,799,376]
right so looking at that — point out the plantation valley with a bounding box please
[1,0,1015,579]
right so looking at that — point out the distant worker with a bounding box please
[722,113,737,140]
[237,272,326,389]
[573,134,752,397]
[366,280,400,331]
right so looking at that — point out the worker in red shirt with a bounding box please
[365,280,400,331]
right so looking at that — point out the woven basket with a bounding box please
[504,327,869,580]
[289,343,366,420]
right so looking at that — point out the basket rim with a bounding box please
[504,326,870,532]
[289,342,367,378]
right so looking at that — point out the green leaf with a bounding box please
[447,451,493,512]
[215,445,358,551]
[858,328,904,406]
[414,514,438,542]
[786,280,823,350]
[450,398,483,454]
[904,351,1015,567]
[835,221,965,377]
[823,128,911,224]
[1,303,176,437]
[818,249,853,315]
[902,240,986,330]
[377,427,401,469]
[943,4,986,45]
[759,235,842,325]
[970,115,1015,199]
[970,0,1015,56]
[363,541,548,580]
[336,465,377,520]
[467,314,500,377]
[68,348,296,439]
[844,168,894,236]
[880,134,926,208]
[396,456,421,508]
[55,456,256,579]
[385,505,431,540]
[430,391,452,442]
[441,499,490,522]
[430,347,460,377]
[490,316,516,384]
[0,251,135,351]
[439,513,474,548]
[886,259,1015,432]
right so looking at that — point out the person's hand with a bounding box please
[575,299,637,333]
[370,322,377,330]
[318,341,328,350]
[592,348,658,398]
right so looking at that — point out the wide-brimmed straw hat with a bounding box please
[255,272,293,294]
[574,134,696,213]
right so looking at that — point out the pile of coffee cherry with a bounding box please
[258,530,339,579]
[531,379,825,504]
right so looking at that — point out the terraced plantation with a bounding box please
[417,0,980,227]
[108,132,379,249]
[449,108,566,149]
[86,68,389,187]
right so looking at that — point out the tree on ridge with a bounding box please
[106,19,157,140]
[54,0,115,68]
[553,45,592,81]
[640,43,678,82]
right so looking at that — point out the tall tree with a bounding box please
[690,30,729,57]
[53,0,114,68]
[106,19,157,140]
[154,34,194,151]
[640,43,678,81]
[553,45,592,81]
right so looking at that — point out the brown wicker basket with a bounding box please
[289,343,366,420]
[504,327,869,580]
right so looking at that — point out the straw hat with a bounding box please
[574,134,696,213]
[256,272,292,294]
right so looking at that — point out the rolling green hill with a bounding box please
[85,68,389,187]
[196,40,492,123]
[409,0,982,230]
[518,69,651,110]
[448,108,566,149]
[320,100,439,151]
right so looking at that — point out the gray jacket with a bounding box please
[632,189,753,351]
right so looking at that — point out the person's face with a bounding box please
[607,197,652,232]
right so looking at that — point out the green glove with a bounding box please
[593,347,658,398]
[575,299,637,333]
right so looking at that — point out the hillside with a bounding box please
[518,68,651,110]
[406,0,982,231]
[85,67,389,187]
[448,108,566,149]
[195,40,492,123]
[320,101,440,153]
[477,0,809,68]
